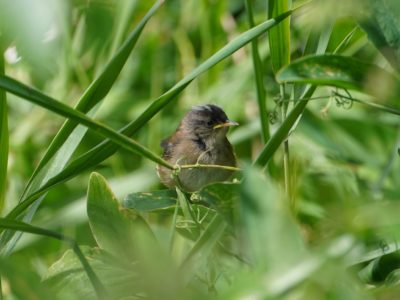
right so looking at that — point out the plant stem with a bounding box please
[280,84,293,207]
[179,164,241,172]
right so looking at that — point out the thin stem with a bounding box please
[178,164,241,172]
[169,201,179,253]
[333,92,400,116]
[372,124,400,197]
[280,84,292,205]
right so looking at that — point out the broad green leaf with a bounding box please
[0,217,107,299]
[0,257,54,300]
[359,0,400,70]
[268,0,292,73]
[0,75,171,169]
[239,165,305,266]
[294,22,333,99]
[45,247,140,300]
[192,182,239,224]
[0,48,7,213]
[22,0,164,201]
[123,189,177,212]
[359,252,400,284]
[87,172,153,260]
[276,54,398,98]
[218,236,356,299]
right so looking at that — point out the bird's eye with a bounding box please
[206,120,213,126]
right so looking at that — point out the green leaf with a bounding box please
[0,47,7,213]
[359,0,400,70]
[45,247,140,300]
[239,165,305,266]
[268,0,292,73]
[87,172,153,260]
[0,257,54,300]
[193,182,239,224]
[276,54,398,97]
[22,0,164,202]
[123,189,177,212]
[0,217,107,299]
[180,214,227,281]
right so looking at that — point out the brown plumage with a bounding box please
[157,104,237,192]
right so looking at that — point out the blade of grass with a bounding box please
[0,196,44,256]
[3,9,294,226]
[0,75,172,169]
[0,47,7,214]
[180,214,226,281]
[0,45,5,300]
[0,218,108,300]
[268,0,292,202]
[253,85,316,167]
[21,0,164,201]
[245,0,269,143]
[268,0,291,73]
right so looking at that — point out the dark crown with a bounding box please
[190,104,228,124]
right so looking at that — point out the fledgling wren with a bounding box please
[157,104,238,192]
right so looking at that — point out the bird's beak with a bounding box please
[213,120,239,129]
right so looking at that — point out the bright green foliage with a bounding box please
[1,0,400,299]
[277,54,399,97]
[0,47,7,213]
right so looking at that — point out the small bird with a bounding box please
[157,104,238,192]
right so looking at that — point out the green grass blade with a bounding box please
[22,0,164,200]
[245,0,269,143]
[180,214,226,278]
[268,0,292,200]
[0,75,172,169]
[253,85,316,167]
[0,218,108,300]
[0,48,7,213]
[268,0,292,73]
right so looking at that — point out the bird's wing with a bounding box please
[160,136,176,159]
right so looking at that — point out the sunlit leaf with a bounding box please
[276,54,398,98]
[359,0,400,70]
[0,49,7,213]
[87,172,153,261]
[45,247,140,300]
[123,189,177,212]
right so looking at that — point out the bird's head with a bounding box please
[182,104,238,140]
